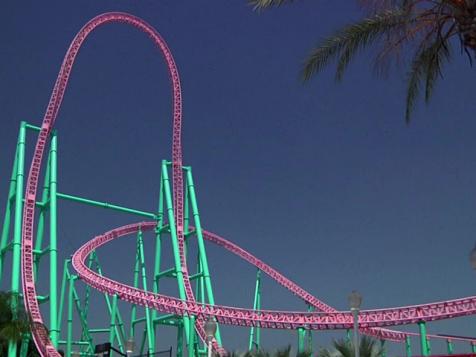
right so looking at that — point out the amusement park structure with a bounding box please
[1,11,476,357]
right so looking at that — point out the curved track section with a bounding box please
[72,222,476,334]
[21,12,190,356]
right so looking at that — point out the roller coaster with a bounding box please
[1,11,476,357]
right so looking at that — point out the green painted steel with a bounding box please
[189,315,196,357]
[130,234,141,340]
[380,339,387,357]
[138,228,155,354]
[67,274,76,357]
[297,327,306,354]
[471,342,476,353]
[405,335,412,357]
[91,252,127,344]
[9,121,26,357]
[57,262,69,342]
[162,160,190,340]
[152,174,164,343]
[186,167,222,345]
[177,324,184,357]
[56,192,156,218]
[0,131,19,284]
[49,132,59,347]
[418,321,429,357]
[447,339,454,355]
[109,294,119,347]
[248,269,262,351]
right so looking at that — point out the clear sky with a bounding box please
[1,1,476,355]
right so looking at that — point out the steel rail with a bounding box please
[72,222,476,334]
[19,12,203,356]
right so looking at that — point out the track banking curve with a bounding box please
[20,12,476,356]
[72,222,476,334]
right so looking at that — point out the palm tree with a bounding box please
[318,336,385,357]
[249,0,476,122]
[0,291,32,355]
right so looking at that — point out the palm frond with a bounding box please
[332,338,353,357]
[406,35,452,121]
[302,9,410,81]
[296,350,313,357]
[275,345,291,357]
[248,0,297,11]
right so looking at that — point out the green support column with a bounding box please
[176,324,184,357]
[162,161,190,338]
[9,121,26,357]
[130,236,141,341]
[66,274,76,357]
[306,305,314,353]
[418,321,429,357]
[447,339,454,355]
[297,327,306,354]
[49,131,59,347]
[152,176,164,338]
[92,253,126,345]
[405,335,412,357]
[57,261,69,344]
[248,269,262,350]
[188,315,196,357]
[109,294,119,347]
[471,342,476,353]
[19,334,30,357]
[186,168,221,345]
[0,131,20,284]
[380,340,386,357]
[137,228,155,354]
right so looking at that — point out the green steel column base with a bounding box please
[418,321,429,357]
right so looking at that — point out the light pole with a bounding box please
[125,338,135,356]
[204,316,217,357]
[469,244,476,270]
[348,290,363,357]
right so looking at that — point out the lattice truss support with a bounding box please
[0,122,240,357]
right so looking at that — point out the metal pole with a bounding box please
[297,327,306,354]
[352,308,359,357]
[405,335,412,357]
[110,294,119,347]
[162,161,190,339]
[66,274,76,357]
[138,228,155,354]
[188,315,195,357]
[380,339,386,357]
[207,340,212,357]
[49,131,59,347]
[176,324,183,357]
[248,269,261,350]
[186,168,221,344]
[0,130,20,284]
[447,339,454,355]
[8,121,26,357]
[418,321,429,357]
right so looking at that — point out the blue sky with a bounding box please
[1,1,476,355]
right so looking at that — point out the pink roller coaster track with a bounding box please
[19,12,476,356]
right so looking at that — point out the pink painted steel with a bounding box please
[72,222,476,342]
[20,12,198,356]
[20,11,476,355]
